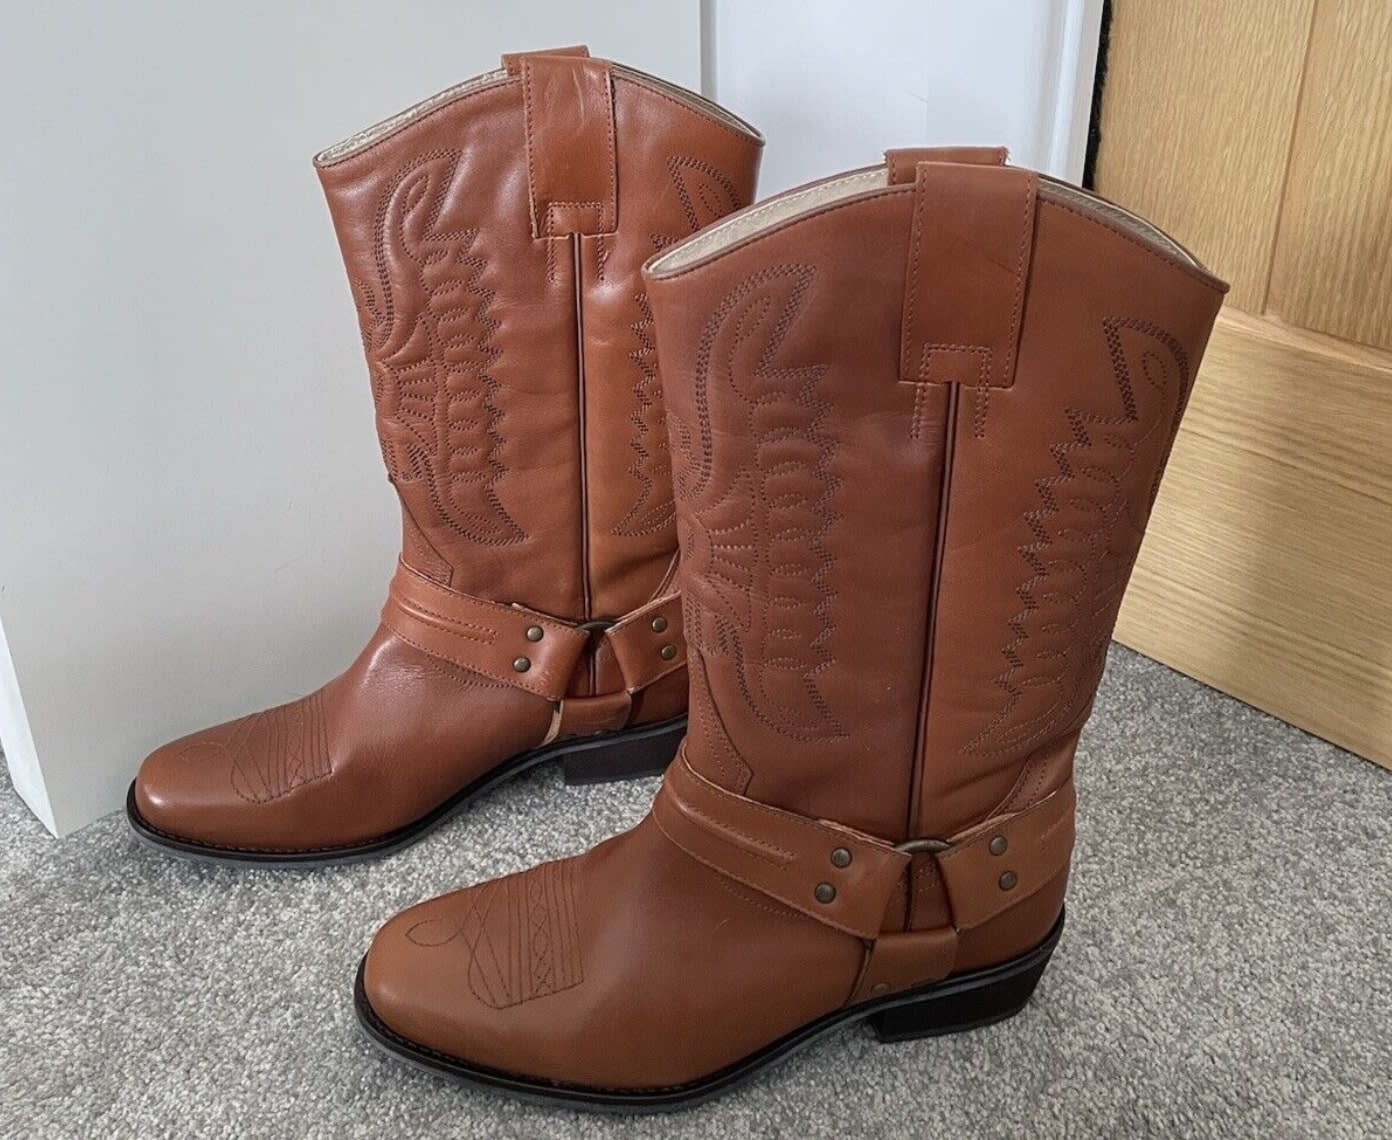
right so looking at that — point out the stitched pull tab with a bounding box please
[899,160,1038,389]
[885,146,1007,185]
[501,44,590,75]
[518,53,618,238]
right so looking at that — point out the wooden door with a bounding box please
[1094,0,1392,768]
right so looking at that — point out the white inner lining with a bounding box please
[315,63,760,167]
[648,167,1200,275]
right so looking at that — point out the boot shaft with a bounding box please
[645,149,1226,841]
[314,48,762,624]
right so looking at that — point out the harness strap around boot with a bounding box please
[652,754,910,939]
[934,778,1076,931]
[381,561,685,703]
[849,780,1076,1001]
[653,751,1075,950]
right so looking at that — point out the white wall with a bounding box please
[706,0,1102,193]
[0,2,702,836]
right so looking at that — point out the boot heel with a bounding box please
[560,718,685,785]
[867,920,1061,1043]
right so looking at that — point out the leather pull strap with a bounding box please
[501,44,590,74]
[884,146,1007,185]
[935,779,1076,932]
[605,593,686,693]
[518,52,618,238]
[652,754,910,939]
[382,562,590,701]
[899,159,1038,389]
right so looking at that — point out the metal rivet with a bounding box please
[525,625,544,643]
[814,882,837,904]
[871,982,890,995]
[830,847,852,868]
[989,835,1008,856]
[659,643,678,661]
[999,870,1018,891]
[651,615,669,633]
[512,656,531,673]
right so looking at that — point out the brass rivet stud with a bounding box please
[512,656,532,673]
[814,882,837,904]
[989,835,1008,856]
[999,870,1018,891]
[659,643,678,661]
[651,615,669,633]
[525,625,544,643]
[830,847,852,868]
[871,982,890,995]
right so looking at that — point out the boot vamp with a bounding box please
[133,624,552,852]
[361,813,864,1089]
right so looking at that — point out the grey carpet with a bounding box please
[1,645,1389,1139]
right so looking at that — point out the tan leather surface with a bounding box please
[910,184,1226,842]
[362,153,1228,1087]
[136,625,551,852]
[501,44,589,74]
[363,815,863,1089]
[580,76,761,628]
[662,203,940,839]
[900,161,1037,389]
[381,561,593,702]
[519,54,618,237]
[381,561,686,702]
[848,926,958,1003]
[884,145,1007,184]
[545,690,633,742]
[132,50,761,853]
[603,591,687,692]
[935,779,1075,931]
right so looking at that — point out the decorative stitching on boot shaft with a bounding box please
[352,150,525,548]
[614,156,744,539]
[968,318,1191,756]
[674,265,845,743]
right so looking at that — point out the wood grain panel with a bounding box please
[1115,312,1392,768]
[1093,0,1315,311]
[1266,0,1392,349]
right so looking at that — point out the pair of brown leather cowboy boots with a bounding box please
[127,47,1227,1111]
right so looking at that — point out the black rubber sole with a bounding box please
[124,715,686,868]
[354,909,1065,1114]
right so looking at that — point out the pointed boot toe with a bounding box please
[356,866,595,1087]
[130,726,236,845]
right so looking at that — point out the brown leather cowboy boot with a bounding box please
[353,149,1227,1108]
[126,48,762,865]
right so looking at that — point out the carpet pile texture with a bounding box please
[1,646,1388,1138]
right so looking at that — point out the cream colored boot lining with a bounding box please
[315,63,760,167]
[648,166,1201,275]
[649,168,891,273]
